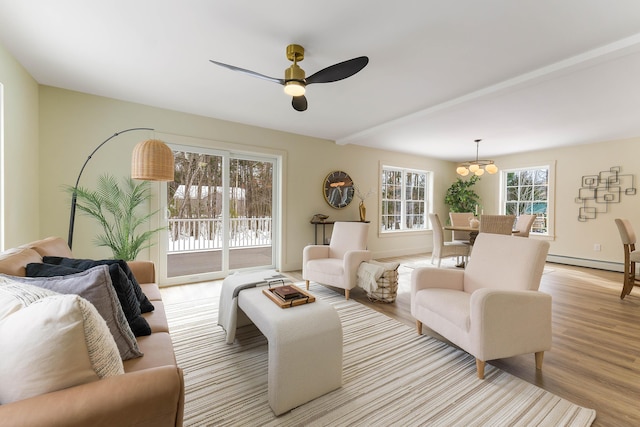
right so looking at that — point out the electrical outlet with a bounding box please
[593,244,601,252]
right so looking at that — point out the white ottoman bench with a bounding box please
[238,287,343,415]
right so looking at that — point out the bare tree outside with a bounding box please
[166,150,274,277]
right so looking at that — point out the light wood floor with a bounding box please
[164,256,640,426]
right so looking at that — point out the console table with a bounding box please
[310,220,370,244]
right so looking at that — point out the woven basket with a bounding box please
[366,261,400,303]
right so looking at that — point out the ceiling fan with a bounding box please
[209,44,368,112]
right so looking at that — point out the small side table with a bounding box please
[310,220,371,245]
[310,220,335,244]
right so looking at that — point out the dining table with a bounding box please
[444,225,480,245]
[444,224,519,245]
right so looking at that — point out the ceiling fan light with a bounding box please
[485,163,498,174]
[468,164,480,173]
[284,81,306,97]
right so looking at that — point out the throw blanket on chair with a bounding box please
[218,270,289,344]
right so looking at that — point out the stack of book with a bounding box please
[272,285,303,301]
[263,284,316,308]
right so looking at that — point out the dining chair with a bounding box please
[479,214,516,235]
[429,213,470,267]
[449,212,474,243]
[514,214,537,237]
[614,218,640,299]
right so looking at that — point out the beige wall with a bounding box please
[4,42,638,276]
[475,138,640,269]
[37,86,450,275]
[0,41,40,249]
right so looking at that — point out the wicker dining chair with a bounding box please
[449,212,474,243]
[429,213,471,267]
[479,215,516,235]
[514,214,537,238]
[614,218,640,299]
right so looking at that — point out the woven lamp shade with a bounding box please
[131,139,174,181]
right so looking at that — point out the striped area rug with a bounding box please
[165,283,596,426]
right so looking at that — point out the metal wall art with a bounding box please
[576,166,636,221]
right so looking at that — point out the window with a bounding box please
[502,166,551,235]
[381,166,429,232]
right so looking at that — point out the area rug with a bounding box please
[165,283,595,426]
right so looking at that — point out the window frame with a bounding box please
[499,162,555,239]
[380,164,432,234]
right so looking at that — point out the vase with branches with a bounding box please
[65,174,164,260]
[353,184,375,221]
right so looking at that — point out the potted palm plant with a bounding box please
[66,174,164,260]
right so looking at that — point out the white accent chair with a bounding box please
[614,218,640,299]
[303,222,371,300]
[514,214,537,238]
[411,233,551,379]
[430,213,470,268]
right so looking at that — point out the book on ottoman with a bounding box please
[273,285,302,300]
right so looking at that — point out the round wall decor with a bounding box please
[323,170,354,209]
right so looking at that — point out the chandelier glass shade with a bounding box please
[456,139,498,176]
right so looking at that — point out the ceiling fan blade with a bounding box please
[209,60,284,85]
[306,56,369,85]
[292,95,308,112]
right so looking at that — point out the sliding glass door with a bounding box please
[161,144,276,284]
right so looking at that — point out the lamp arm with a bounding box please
[67,127,153,250]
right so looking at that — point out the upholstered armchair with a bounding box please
[411,233,551,379]
[303,222,371,300]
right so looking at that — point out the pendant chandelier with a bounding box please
[456,139,498,176]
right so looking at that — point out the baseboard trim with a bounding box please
[547,254,623,272]
[372,246,430,260]
[370,250,624,273]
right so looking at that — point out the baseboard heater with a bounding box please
[546,254,624,273]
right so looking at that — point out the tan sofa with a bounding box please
[0,237,184,427]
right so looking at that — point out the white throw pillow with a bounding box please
[0,277,58,320]
[3,266,143,360]
[0,293,124,404]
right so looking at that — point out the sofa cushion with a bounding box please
[14,265,142,360]
[26,262,151,337]
[0,283,124,404]
[23,236,73,259]
[0,247,42,277]
[43,256,155,313]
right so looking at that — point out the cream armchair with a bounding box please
[303,222,371,300]
[411,233,551,379]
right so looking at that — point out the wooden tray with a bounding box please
[263,284,316,308]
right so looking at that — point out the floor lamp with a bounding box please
[67,127,175,250]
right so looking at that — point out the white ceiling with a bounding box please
[2,1,640,161]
